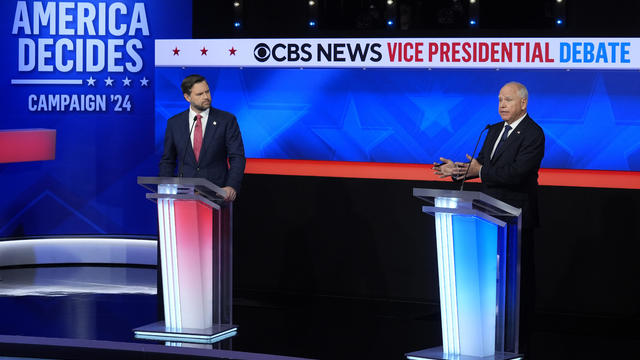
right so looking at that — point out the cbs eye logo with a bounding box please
[254,43,270,62]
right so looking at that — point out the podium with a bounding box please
[406,188,523,360]
[133,177,237,344]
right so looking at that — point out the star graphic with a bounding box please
[408,86,463,133]
[311,97,393,161]
[172,47,180,56]
[540,75,634,170]
[0,188,107,236]
[104,76,114,86]
[229,47,237,56]
[206,69,308,158]
[86,76,96,86]
[200,47,208,56]
[140,77,149,87]
[122,76,132,86]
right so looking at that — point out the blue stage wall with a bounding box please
[1,2,638,238]
[156,67,640,171]
[0,0,191,237]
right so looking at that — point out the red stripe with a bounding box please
[538,168,640,189]
[0,129,56,164]
[245,158,640,189]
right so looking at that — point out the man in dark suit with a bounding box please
[436,81,545,229]
[159,74,246,201]
[434,81,545,355]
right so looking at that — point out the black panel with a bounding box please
[234,174,640,331]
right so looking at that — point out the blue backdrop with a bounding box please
[1,3,639,239]
[0,0,191,237]
[156,67,640,171]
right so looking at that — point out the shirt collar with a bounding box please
[505,113,527,130]
[189,107,210,122]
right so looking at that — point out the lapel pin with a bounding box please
[213,121,217,126]
[517,131,521,134]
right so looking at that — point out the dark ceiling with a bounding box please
[193,0,640,38]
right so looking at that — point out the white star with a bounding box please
[311,97,392,161]
[140,77,149,87]
[86,76,96,86]
[122,76,132,87]
[104,76,114,86]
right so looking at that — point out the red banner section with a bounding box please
[0,129,56,163]
[245,159,640,190]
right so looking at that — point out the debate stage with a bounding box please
[0,234,637,360]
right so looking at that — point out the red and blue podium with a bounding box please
[134,177,236,344]
[407,188,523,360]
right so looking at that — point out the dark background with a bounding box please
[1,2,638,360]
[194,0,640,37]
[201,1,640,358]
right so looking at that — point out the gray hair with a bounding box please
[505,81,528,100]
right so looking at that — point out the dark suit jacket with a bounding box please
[475,115,545,229]
[159,107,246,191]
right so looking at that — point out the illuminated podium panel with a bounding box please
[407,189,523,360]
[134,177,236,344]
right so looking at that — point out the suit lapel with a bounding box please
[482,124,501,162]
[485,125,502,152]
[491,116,529,163]
[198,108,220,162]
[181,111,197,163]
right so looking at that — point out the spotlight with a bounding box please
[556,19,563,25]
[387,19,394,26]
[469,19,477,25]
[470,0,476,3]
[309,20,317,28]
[556,0,563,3]
[234,21,241,28]
[233,1,240,7]
[387,0,394,5]
[309,0,316,5]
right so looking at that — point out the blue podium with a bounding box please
[407,188,523,360]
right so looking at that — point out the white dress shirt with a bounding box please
[479,113,527,180]
[490,113,527,160]
[188,107,210,147]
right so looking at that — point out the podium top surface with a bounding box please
[413,188,521,219]
[138,176,226,205]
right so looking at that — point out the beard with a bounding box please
[192,101,210,112]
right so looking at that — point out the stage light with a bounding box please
[309,0,316,5]
[233,1,240,7]
[556,0,563,3]
[234,21,241,28]
[309,20,317,27]
[387,0,394,5]
[387,19,394,26]
[470,0,476,3]
[469,19,477,25]
[556,19,564,25]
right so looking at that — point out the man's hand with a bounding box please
[453,154,482,179]
[221,186,237,202]
[433,157,457,178]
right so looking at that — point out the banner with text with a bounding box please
[156,37,640,70]
[0,0,191,237]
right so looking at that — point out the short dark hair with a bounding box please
[181,74,207,95]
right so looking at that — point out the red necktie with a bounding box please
[193,114,203,162]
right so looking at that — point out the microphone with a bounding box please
[179,115,198,178]
[459,124,491,191]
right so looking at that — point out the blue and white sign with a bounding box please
[156,37,640,69]
[0,0,191,237]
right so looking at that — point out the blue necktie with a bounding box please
[493,124,512,157]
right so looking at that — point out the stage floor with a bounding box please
[0,266,637,360]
